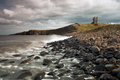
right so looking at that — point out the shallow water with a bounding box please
[0,35,71,80]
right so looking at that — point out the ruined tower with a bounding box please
[91,17,98,25]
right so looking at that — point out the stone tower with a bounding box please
[91,17,98,25]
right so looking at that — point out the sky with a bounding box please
[0,0,120,35]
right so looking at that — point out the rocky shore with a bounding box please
[0,31,120,80]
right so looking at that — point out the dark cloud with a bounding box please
[0,0,120,34]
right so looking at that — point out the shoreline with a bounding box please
[0,31,120,80]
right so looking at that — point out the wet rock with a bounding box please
[112,68,120,75]
[56,64,64,68]
[20,58,31,64]
[9,61,15,63]
[91,71,106,77]
[34,56,40,60]
[60,77,74,80]
[115,53,120,59]
[117,72,120,80]
[43,59,52,65]
[86,53,94,61]
[101,42,108,48]
[105,46,116,51]
[47,71,55,76]
[90,46,100,53]
[94,64,105,71]
[0,59,8,63]
[75,76,84,80]
[105,64,115,71]
[13,54,21,57]
[99,73,112,80]
[34,72,45,80]
[95,58,108,65]
[17,71,32,79]
[40,51,48,56]
[73,70,84,75]
[27,55,34,58]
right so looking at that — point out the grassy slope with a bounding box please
[14,23,120,35]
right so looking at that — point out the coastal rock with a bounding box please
[20,58,31,64]
[73,70,85,75]
[13,54,21,57]
[40,51,48,56]
[75,76,84,80]
[94,64,105,71]
[56,64,64,68]
[17,71,32,79]
[105,64,115,71]
[99,73,112,80]
[34,72,45,80]
[117,72,120,80]
[43,59,52,65]
[90,46,100,53]
[60,77,74,80]
[112,68,120,75]
[34,56,40,60]
[105,46,116,51]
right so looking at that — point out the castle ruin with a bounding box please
[91,17,98,25]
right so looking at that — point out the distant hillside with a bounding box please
[14,23,118,35]
[87,24,120,32]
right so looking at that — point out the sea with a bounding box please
[0,35,70,57]
[0,35,74,80]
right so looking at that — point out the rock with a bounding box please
[94,64,105,71]
[56,64,64,68]
[9,61,15,63]
[20,58,31,64]
[0,59,8,63]
[115,53,120,59]
[95,58,108,65]
[17,71,32,79]
[40,51,48,56]
[99,73,112,80]
[90,46,100,53]
[105,46,116,51]
[60,77,74,80]
[101,42,108,48]
[13,54,21,57]
[91,71,106,77]
[34,56,40,60]
[27,55,34,58]
[73,70,84,75]
[105,64,115,71]
[117,72,120,80]
[112,68,120,75]
[47,72,55,76]
[86,53,94,61]
[43,59,52,65]
[75,76,84,80]
[34,72,45,80]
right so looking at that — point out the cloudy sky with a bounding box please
[0,0,120,35]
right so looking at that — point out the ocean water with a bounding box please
[0,35,70,58]
[0,35,74,80]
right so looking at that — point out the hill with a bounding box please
[14,23,109,35]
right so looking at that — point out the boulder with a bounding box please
[40,51,48,56]
[100,73,112,80]
[43,59,52,65]
[94,64,105,71]
[17,71,32,79]
[105,64,115,71]
[34,72,45,80]
[112,68,120,75]
[20,59,31,64]
[90,46,100,53]
[56,64,64,68]
[34,56,40,60]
